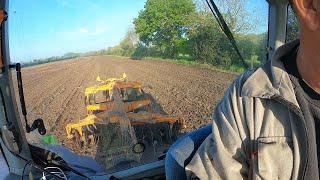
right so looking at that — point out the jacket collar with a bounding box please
[241,40,300,108]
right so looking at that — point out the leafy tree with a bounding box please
[119,28,139,56]
[133,0,197,58]
[237,33,267,65]
[105,28,139,57]
[188,0,265,68]
[215,0,256,35]
[107,0,268,72]
[188,11,235,66]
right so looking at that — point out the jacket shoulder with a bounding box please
[226,68,258,97]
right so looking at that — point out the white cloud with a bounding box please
[56,0,72,7]
[58,23,109,41]
[91,26,108,35]
[79,28,89,33]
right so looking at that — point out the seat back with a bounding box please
[165,125,212,180]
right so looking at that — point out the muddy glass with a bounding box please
[8,0,268,174]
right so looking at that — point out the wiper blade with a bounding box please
[205,0,249,69]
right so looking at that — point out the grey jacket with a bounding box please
[185,40,309,179]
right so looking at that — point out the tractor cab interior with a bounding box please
[0,0,298,179]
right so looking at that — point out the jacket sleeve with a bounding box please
[185,75,251,180]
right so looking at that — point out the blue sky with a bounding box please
[9,0,146,62]
[8,0,268,62]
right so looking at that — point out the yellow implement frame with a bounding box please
[66,114,103,139]
[65,73,184,146]
[86,99,151,114]
[85,73,132,97]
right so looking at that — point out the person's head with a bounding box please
[291,0,320,41]
[291,0,320,86]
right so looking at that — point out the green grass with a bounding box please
[137,56,244,74]
[23,53,246,75]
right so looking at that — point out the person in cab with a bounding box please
[186,0,320,179]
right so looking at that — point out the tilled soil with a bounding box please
[20,56,236,169]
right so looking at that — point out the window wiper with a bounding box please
[205,0,249,69]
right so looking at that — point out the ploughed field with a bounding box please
[19,55,236,166]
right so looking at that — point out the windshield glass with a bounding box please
[8,0,268,174]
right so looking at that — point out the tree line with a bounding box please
[22,50,106,67]
[25,0,299,72]
[105,0,268,72]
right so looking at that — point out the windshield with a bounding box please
[8,0,268,174]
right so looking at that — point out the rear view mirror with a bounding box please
[29,118,46,135]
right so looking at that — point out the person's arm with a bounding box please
[186,76,251,180]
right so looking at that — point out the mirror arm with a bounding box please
[9,63,46,135]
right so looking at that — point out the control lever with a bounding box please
[9,63,46,135]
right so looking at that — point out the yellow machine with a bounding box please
[66,73,183,147]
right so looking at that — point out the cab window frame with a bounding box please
[0,89,11,170]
